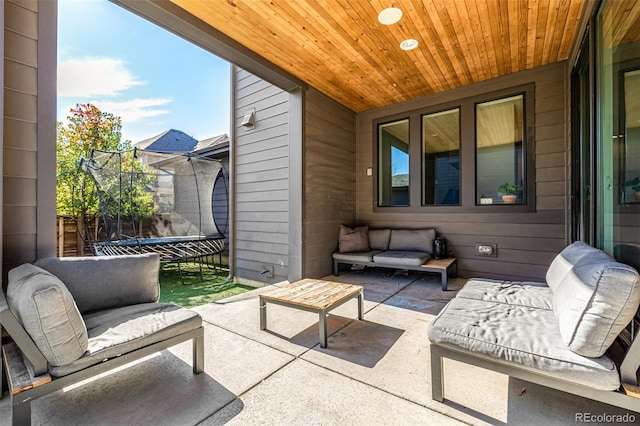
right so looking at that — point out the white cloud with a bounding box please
[92,98,173,123]
[58,57,143,97]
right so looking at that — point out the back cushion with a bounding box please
[338,225,370,253]
[388,229,436,254]
[369,229,391,251]
[35,254,160,314]
[553,255,640,357]
[546,241,596,291]
[7,264,88,366]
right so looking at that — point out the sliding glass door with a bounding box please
[595,1,640,253]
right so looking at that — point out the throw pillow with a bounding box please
[338,225,370,253]
[388,229,436,254]
[7,263,88,367]
[369,229,391,251]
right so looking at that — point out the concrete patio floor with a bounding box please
[2,269,637,425]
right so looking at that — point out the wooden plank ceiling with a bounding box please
[170,0,586,113]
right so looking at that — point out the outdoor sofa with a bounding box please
[332,225,457,290]
[428,241,640,411]
[0,253,204,425]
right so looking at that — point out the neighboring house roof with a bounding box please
[135,129,229,156]
[134,129,199,152]
[194,134,229,157]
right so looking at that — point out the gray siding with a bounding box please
[233,67,290,283]
[355,62,568,281]
[303,88,357,278]
[3,0,56,285]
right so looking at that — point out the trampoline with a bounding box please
[81,148,227,284]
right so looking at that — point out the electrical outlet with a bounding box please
[475,243,497,257]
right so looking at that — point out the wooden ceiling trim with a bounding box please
[335,0,430,96]
[516,0,529,70]
[303,0,426,104]
[428,0,475,87]
[490,0,508,75]
[525,0,539,69]
[251,1,395,109]
[623,2,640,44]
[408,1,464,91]
[533,0,550,69]
[548,0,570,62]
[616,0,640,46]
[557,0,583,60]
[471,0,500,78]
[507,0,521,74]
[385,12,448,97]
[169,0,587,113]
[451,0,485,82]
[542,1,559,65]
[400,3,457,94]
[175,0,355,109]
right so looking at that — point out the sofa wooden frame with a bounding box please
[0,290,204,426]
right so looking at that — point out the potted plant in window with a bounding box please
[624,177,640,202]
[497,182,523,204]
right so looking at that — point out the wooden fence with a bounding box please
[56,215,97,257]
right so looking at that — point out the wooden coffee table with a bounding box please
[259,279,364,348]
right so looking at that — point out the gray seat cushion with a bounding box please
[428,296,621,391]
[455,278,553,310]
[35,254,160,314]
[50,302,202,377]
[333,250,382,263]
[7,264,88,367]
[373,251,430,267]
[388,229,435,253]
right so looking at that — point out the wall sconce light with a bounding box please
[241,110,255,127]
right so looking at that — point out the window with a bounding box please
[378,119,409,206]
[422,109,460,205]
[375,85,533,212]
[620,69,640,205]
[476,95,525,205]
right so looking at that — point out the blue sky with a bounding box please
[57,0,231,144]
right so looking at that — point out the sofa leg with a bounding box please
[430,345,444,402]
[12,397,31,426]
[333,260,340,276]
[193,331,204,374]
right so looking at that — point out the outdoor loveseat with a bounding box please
[0,254,204,425]
[428,242,640,411]
[332,225,457,290]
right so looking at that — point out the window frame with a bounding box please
[377,117,411,207]
[373,83,535,213]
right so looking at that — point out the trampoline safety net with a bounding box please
[81,148,226,264]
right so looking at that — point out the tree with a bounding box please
[56,103,156,224]
[57,103,125,215]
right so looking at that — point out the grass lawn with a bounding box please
[158,261,254,308]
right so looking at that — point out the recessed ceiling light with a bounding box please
[400,39,419,51]
[378,7,402,25]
